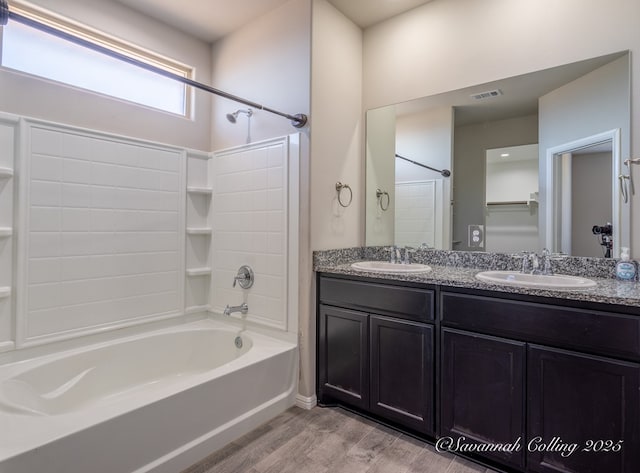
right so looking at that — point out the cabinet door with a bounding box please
[528,345,640,473]
[370,315,434,434]
[318,304,368,409]
[441,328,526,469]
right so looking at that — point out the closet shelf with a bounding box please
[186,268,212,277]
[0,167,13,178]
[187,186,213,195]
[0,228,12,237]
[0,287,11,299]
[486,200,538,207]
[186,227,213,235]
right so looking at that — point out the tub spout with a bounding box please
[223,303,248,316]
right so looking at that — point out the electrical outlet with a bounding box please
[468,225,484,248]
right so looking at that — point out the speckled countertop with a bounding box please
[314,247,640,309]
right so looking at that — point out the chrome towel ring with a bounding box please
[335,182,353,208]
[376,188,390,211]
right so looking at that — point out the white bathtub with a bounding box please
[0,319,298,473]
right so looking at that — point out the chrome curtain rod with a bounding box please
[0,2,308,128]
[395,153,451,177]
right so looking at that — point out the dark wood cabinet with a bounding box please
[317,275,436,434]
[441,328,526,469]
[317,275,640,473]
[370,315,434,434]
[527,345,640,473]
[318,304,369,409]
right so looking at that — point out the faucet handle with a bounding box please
[232,265,254,289]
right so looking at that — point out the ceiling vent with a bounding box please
[470,89,503,100]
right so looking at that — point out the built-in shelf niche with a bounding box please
[186,227,212,235]
[186,267,212,277]
[0,167,13,178]
[0,228,12,237]
[185,150,213,313]
[0,287,11,299]
[186,186,213,195]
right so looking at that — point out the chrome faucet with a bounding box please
[223,303,248,316]
[520,249,553,275]
[390,246,401,264]
[529,253,540,274]
[540,248,553,275]
[401,246,416,264]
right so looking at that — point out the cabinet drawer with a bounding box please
[319,276,434,322]
[441,292,640,360]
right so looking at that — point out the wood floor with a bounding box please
[182,406,500,473]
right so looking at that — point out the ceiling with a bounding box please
[115,0,434,42]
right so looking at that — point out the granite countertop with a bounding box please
[314,247,640,309]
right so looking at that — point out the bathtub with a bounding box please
[0,319,298,473]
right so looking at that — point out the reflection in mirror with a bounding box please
[484,144,539,253]
[546,132,617,258]
[365,51,630,257]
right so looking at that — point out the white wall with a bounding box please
[363,0,640,255]
[209,0,311,151]
[0,0,213,150]
[365,106,395,245]
[299,0,364,401]
[310,0,363,251]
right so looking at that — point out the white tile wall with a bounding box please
[212,138,289,330]
[395,181,437,248]
[0,116,18,351]
[20,124,184,342]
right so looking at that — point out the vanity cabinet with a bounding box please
[527,345,639,473]
[316,271,640,472]
[441,290,640,473]
[441,328,526,469]
[317,275,435,435]
[318,305,369,409]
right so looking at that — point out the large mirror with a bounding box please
[365,51,631,258]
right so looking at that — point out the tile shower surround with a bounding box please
[22,125,184,341]
[314,247,640,307]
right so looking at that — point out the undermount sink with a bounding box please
[475,270,597,290]
[351,261,432,274]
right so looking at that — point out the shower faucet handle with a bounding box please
[232,265,254,289]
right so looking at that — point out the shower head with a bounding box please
[226,108,253,124]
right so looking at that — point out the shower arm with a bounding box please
[0,3,308,129]
[395,154,451,177]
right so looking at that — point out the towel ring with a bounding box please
[335,182,353,208]
[376,188,390,211]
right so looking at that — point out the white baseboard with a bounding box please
[295,393,317,410]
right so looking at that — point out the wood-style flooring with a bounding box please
[182,406,500,473]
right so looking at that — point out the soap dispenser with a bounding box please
[616,247,637,281]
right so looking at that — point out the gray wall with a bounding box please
[538,56,630,254]
[572,152,612,257]
[453,114,538,251]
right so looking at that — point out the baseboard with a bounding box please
[295,393,317,410]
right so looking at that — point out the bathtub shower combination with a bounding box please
[0,114,300,473]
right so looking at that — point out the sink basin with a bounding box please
[351,261,432,274]
[475,270,597,290]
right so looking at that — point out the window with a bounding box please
[0,2,193,116]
